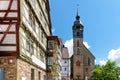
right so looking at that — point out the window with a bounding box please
[47,57,53,65]
[29,10,35,31]
[88,57,91,66]
[26,41,30,51]
[0,68,4,80]
[64,60,67,64]
[76,26,80,29]
[77,48,79,55]
[38,71,41,80]
[26,41,34,55]
[77,40,79,47]
[48,40,54,48]
[44,75,47,80]
[64,67,67,71]
[31,68,34,80]
[30,45,34,55]
[40,50,45,63]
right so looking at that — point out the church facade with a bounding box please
[71,12,95,80]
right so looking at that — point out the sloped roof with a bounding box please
[82,44,95,59]
[62,47,69,59]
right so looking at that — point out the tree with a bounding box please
[91,60,120,80]
[91,65,103,79]
[115,67,120,79]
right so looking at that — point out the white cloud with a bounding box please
[99,60,106,65]
[64,38,90,57]
[83,41,90,49]
[64,39,73,57]
[52,28,55,33]
[108,48,120,65]
[98,48,120,66]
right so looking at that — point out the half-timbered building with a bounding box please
[0,0,52,80]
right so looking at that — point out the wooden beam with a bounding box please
[4,0,14,18]
[0,44,16,46]
[0,17,18,20]
[0,31,16,34]
[0,51,17,56]
[0,10,18,12]
[0,24,12,44]
[0,22,17,24]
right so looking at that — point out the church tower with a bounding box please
[71,11,95,80]
[73,11,84,55]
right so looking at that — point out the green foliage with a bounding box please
[91,60,120,80]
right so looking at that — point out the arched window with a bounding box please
[88,57,91,66]
[77,40,79,47]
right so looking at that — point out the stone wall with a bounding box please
[0,57,46,80]
[17,59,46,80]
[0,56,17,80]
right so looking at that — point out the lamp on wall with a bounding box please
[9,59,13,63]
[8,57,14,64]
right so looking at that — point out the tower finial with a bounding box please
[77,4,79,16]
[76,4,80,20]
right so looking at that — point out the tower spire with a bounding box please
[76,4,80,20]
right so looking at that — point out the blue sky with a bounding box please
[49,0,120,65]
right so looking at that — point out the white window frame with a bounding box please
[48,40,54,49]
[48,57,53,65]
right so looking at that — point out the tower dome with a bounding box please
[73,10,83,25]
[72,11,84,39]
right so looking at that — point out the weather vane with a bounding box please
[76,4,79,15]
